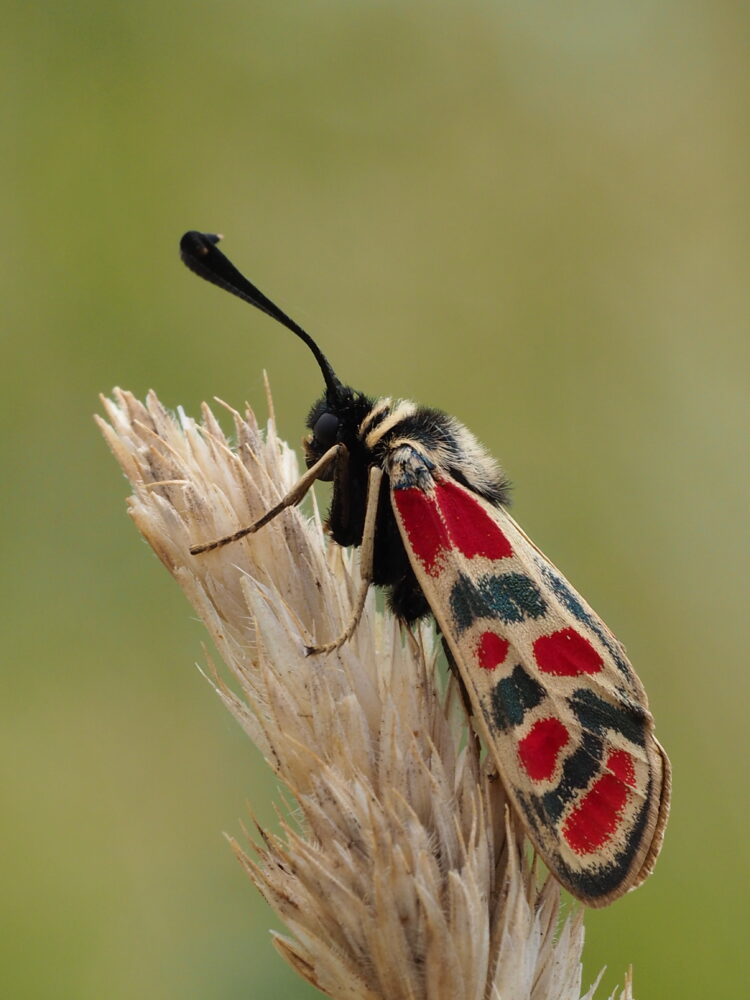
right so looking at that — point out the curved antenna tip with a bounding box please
[180,231,223,256]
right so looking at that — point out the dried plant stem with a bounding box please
[98,387,634,1000]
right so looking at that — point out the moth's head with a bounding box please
[303,385,374,475]
[304,398,340,477]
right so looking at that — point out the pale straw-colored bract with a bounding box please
[97,387,634,1000]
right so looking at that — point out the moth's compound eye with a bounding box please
[313,411,339,449]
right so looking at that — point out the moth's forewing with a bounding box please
[389,447,670,906]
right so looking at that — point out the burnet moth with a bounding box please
[179,230,670,907]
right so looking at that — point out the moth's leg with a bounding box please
[191,443,343,555]
[305,464,383,655]
[440,637,475,719]
[330,434,351,535]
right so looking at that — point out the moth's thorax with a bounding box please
[359,396,511,508]
[304,388,510,508]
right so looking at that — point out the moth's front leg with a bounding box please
[190,443,343,555]
[305,464,383,656]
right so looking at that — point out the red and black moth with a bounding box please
[180,231,671,907]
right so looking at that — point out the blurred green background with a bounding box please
[4,2,748,997]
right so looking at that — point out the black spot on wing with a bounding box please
[490,664,544,731]
[569,688,648,745]
[540,730,603,822]
[450,571,547,634]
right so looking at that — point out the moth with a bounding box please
[179,230,670,907]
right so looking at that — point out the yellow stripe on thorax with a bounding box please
[363,400,417,449]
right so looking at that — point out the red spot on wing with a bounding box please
[533,628,603,676]
[562,750,635,855]
[518,717,570,781]
[606,749,636,787]
[393,487,450,576]
[475,632,510,670]
[434,480,513,560]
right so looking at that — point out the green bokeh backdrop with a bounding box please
[4,3,748,997]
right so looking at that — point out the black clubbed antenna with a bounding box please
[179,231,342,403]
